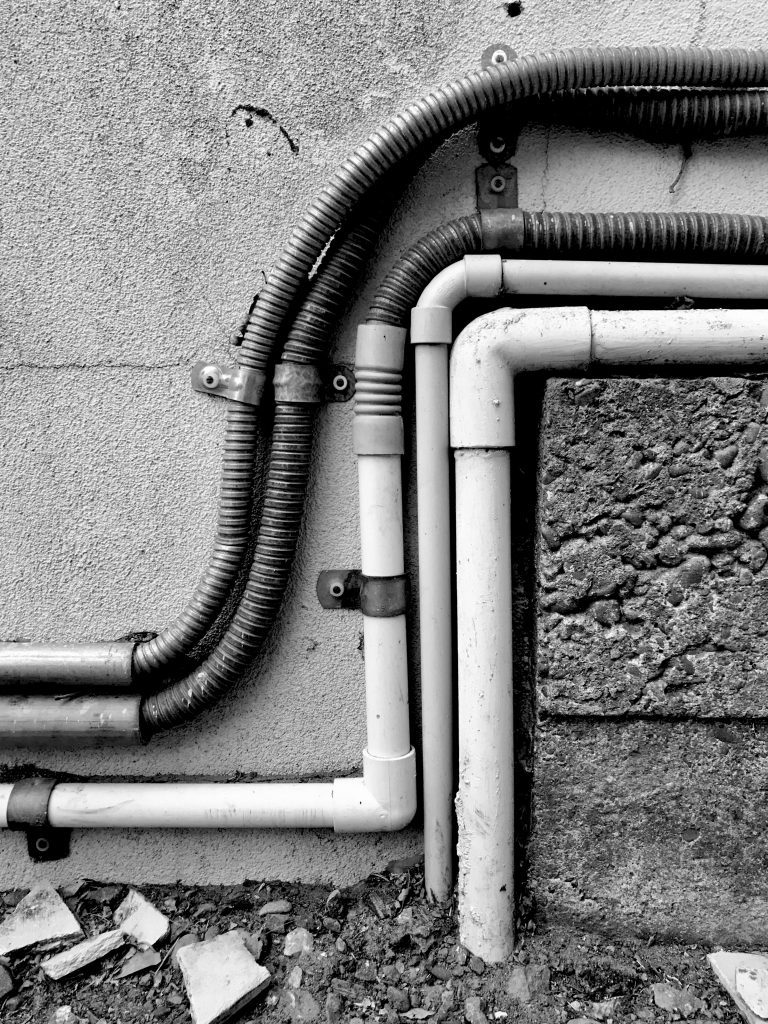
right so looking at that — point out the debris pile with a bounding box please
[0,862,755,1023]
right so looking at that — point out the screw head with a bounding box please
[489,135,507,155]
[201,365,221,389]
[35,836,50,854]
[332,373,349,393]
[491,48,508,64]
[489,174,506,194]
[329,581,345,599]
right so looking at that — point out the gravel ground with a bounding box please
[0,859,745,1024]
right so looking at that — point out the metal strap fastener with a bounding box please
[6,777,71,862]
[191,362,266,406]
[273,362,324,404]
[316,570,407,617]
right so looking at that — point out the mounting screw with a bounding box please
[332,373,349,394]
[34,835,50,855]
[329,581,345,599]
[201,365,221,390]
[481,43,517,68]
[489,174,506,194]
[489,136,507,156]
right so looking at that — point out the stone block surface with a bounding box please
[539,376,768,717]
[531,719,768,944]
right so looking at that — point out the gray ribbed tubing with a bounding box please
[141,46,768,734]
[141,404,313,731]
[522,210,768,260]
[519,87,768,141]
[238,48,768,375]
[132,405,258,677]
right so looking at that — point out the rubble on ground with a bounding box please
[176,931,271,1024]
[0,864,752,1024]
[42,928,126,980]
[0,885,82,956]
[710,950,768,1024]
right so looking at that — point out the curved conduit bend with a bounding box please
[5,48,768,726]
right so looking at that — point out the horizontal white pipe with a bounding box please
[502,258,768,298]
[0,783,335,830]
[592,307,768,363]
[454,449,515,962]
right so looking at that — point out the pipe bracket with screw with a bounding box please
[191,361,267,406]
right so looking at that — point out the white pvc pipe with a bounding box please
[454,449,515,962]
[24,783,335,829]
[364,615,410,759]
[414,257,768,904]
[592,307,768,363]
[358,455,405,576]
[449,302,768,961]
[502,258,768,298]
[415,344,454,900]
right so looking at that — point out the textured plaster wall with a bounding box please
[2,0,768,890]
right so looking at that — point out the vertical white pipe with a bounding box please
[358,452,410,759]
[454,448,514,962]
[358,455,405,576]
[363,615,410,758]
[415,344,454,900]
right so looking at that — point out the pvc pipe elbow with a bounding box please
[411,256,503,346]
[333,748,416,832]
[449,306,592,448]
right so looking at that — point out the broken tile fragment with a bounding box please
[284,927,313,957]
[114,889,170,948]
[737,966,768,1019]
[177,931,271,1024]
[0,886,83,956]
[53,1008,84,1024]
[710,951,768,1024]
[42,928,125,980]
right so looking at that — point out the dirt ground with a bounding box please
[0,859,744,1024]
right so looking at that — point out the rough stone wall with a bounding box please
[533,376,768,943]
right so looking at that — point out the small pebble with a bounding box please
[259,899,292,916]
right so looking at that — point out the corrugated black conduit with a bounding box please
[517,87,768,142]
[366,209,768,327]
[141,46,768,734]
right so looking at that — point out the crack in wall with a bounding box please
[230,104,299,154]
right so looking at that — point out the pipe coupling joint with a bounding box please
[273,362,324,404]
[480,208,525,252]
[353,416,404,455]
[411,306,453,345]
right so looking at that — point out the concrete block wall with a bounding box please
[2,0,768,914]
[533,378,768,943]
